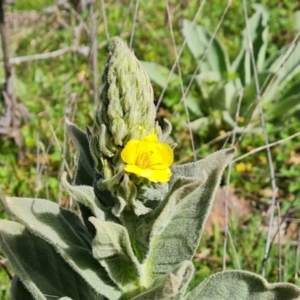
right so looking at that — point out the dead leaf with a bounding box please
[205,187,252,236]
[288,150,300,165]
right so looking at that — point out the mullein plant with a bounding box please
[1,37,300,300]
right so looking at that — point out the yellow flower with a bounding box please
[121,134,173,183]
[235,162,252,173]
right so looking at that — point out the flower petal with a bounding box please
[146,168,172,183]
[121,140,139,164]
[124,165,153,177]
[143,134,158,143]
[141,143,173,168]
[121,134,174,183]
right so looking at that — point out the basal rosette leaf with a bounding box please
[0,220,102,300]
[185,270,300,300]
[11,276,34,300]
[182,19,230,78]
[2,197,121,300]
[232,4,269,85]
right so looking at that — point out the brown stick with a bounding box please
[88,0,98,105]
[0,0,14,111]
[0,0,24,158]
[0,259,13,280]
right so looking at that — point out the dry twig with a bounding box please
[88,0,98,105]
[0,0,26,158]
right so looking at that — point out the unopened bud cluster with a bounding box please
[90,37,158,179]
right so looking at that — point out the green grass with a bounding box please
[14,0,54,11]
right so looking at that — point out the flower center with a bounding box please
[135,151,153,168]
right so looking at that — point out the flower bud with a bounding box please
[91,37,158,181]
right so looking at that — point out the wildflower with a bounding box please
[235,162,252,173]
[121,134,173,183]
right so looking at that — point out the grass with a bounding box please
[0,0,300,298]
[14,0,54,11]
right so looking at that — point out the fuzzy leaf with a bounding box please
[278,80,300,100]
[89,217,141,293]
[185,270,300,300]
[268,44,300,91]
[207,81,236,112]
[65,119,94,186]
[3,197,121,300]
[141,61,203,117]
[188,117,209,133]
[182,19,230,78]
[61,172,105,220]
[269,93,300,119]
[140,61,179,88]
[65,120,96,234]
[132,261,194,300]
[232,5,269,84]
[0,220,102,300]
[229,71,274,117]
[263,43,300,103]
[143,148,235,279]
[251,4,269,70]
[11,276,35,300]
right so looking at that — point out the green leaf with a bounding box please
[183,93,203,118]
[61,172,105,220]
[65,120,94,186]
[140,61,179,89]
[11,276,34,300]
[141,61,202,117]
[265,44,300,101]
[232,51,251,86]
[250,4,269,70]
[188,117,209,133]
[143,148,235,280]
[294,10,300,31]
[14,77,28,98]
[275,44,300,88]
[195,72,221,113]
[263,46,285,70]
[279,80,300,100]
[232,4,269,85]
[132,261,194,300]
[268,93,300,119]
[207,81,237,112]
[182,19,230,78]
[3,197,121,300]
[229,71,274,117]
[185,270,300,300]
[89,217,141,293]
[0,220,102,300]
[221,111,236,128]
[65,120,96,234]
